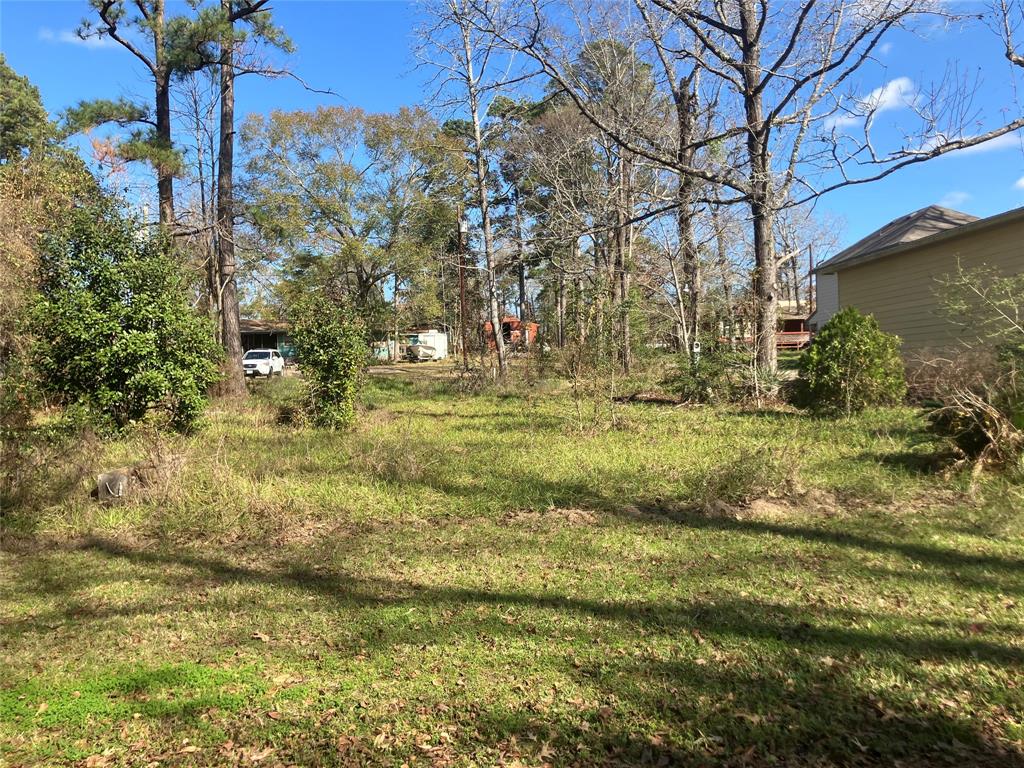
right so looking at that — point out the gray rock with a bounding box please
[96,468,136,503]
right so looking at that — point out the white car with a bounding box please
[242,349,285,378]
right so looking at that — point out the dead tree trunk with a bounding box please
[461,23,507,377]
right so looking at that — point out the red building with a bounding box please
[484,316,539,350]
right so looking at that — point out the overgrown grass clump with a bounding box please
[2,374,1022,766]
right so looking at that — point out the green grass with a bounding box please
[777,349,803,372]
[2,375,1023,766]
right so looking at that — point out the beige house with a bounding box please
[811,205,1024,352]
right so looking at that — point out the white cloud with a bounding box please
[1015,176,1024,190]
[825,112,861,130]
[825,76,916,130]
[859,76,917,114]
[38,27,116,49]
[938,191,970,208]
[878,42,893,56]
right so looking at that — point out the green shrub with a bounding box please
[290,296,367,429]
[797,307,906,415]
[30,199,220,432]
[668,344,745,404]
[667,342,786,405]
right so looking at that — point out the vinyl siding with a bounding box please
[836,218,1023,352]
[808,273,838,330]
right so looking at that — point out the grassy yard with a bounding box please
[2,373,1023,767]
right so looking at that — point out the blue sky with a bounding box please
[2,0,1023,251]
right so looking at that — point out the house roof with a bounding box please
[240,318,288,334]
[815,205,980,274]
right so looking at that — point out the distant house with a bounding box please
[240,319,294,360]
[372,327,450,361]
[484,316,539,350]
[811,205,1024,352]
[777,300,812,349]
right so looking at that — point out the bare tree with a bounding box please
[476,0,1024,376]
[208,0,290,394]
[419,0,523,377]
[993,0,1024,75]
[174,70,221,324]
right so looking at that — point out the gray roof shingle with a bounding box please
[816,205,978,273]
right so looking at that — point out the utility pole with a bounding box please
[808,244,815,315]
[458,209,470,372]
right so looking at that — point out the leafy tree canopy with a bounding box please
[0,55,53,162]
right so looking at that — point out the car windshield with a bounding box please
[244,351,271,360]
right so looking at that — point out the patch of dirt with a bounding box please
[701,499,740,518]
[802,488,841,515]
[502,507,600,528]
[701,488,842,521]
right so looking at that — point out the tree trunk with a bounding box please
[518,258,527,324]
[667,251,688,353]
[392,272,401,362]
[217,0,245,395]
[619,152,634,374]
[593,242,605,344]
[152,2,173,227]
[789,249,802,314]
[461,24,506,376]
[677,201,699,353]
[712,204,733,337]
[739,0,778,375]
[749,190,778,373]
[675,75,700,359]
[155,77,174,226]
[556,266,565,347]
[515,190,528,322]
[611,155,631,374]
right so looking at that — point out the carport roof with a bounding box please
[240,319,288,334]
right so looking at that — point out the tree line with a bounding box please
[6,0,1024,391]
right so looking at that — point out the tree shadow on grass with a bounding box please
[364,466,1024,583]
[8,537,1023,766]
[81,544,1024,765]
[10,537,1021,670]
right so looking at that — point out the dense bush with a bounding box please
[668,343,746,404]
[1,149,99,507]
[797,307,906,415]
[667,341,786,405]
[290,296,367,428]
[31,200,220,432]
